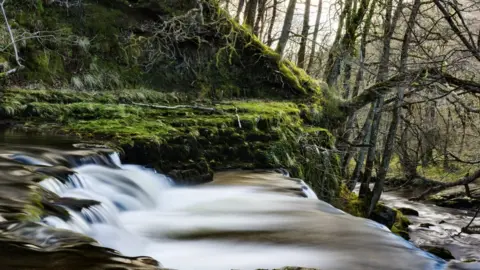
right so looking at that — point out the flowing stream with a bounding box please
[0,134,479,269]
[381,191,480,262]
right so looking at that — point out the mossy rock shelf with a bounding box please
[1,88,340,201]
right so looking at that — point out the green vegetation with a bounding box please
[1,88,340,201]
[2,0,325,100]
[334,184,411,239]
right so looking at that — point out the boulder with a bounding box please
[371,204,397,229]
[397,207,419,216]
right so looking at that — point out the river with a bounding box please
[0,133,479,270]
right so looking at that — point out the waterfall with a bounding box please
[6,151,471,270]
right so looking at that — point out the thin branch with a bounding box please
[0,0,23,76]
[130,102,217,112]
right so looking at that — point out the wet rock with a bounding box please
[419,223,435,228]
[34,166,75,183]
[397,207,419,216]
[53,197,101,211]
[395,230,410,240]
[420,245,455,260]
[371,204,397,229]
[439,220,446,224]
[462,226,480,234]
[0,222,162,269]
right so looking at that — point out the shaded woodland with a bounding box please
[219,0,480,215]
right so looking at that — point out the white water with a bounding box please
[34,153,478,270]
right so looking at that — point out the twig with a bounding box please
[235,107,242,128]
[461,207,480,234]
[130,102,217,112]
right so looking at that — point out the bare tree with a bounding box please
[266,0,279,46]
[368,0,422,215]
[253,0,267,35]
[297,0,311,68]
[276,0,297,55]
[0,0,23,76]
[306,0,322,73]
[244,0,258,28]
[236,0,246,21]
[359,0,404,203]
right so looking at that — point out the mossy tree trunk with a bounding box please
[359,0,404,213]
[338,0,377,180]
[368,0,421,215]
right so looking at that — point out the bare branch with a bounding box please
[0,0,24,76]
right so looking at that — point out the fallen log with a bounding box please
[410,168,480,201]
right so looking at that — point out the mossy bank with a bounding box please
[1,88,340,202]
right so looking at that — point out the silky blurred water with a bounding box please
[0,132,478,270]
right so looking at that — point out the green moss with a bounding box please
[334,185,411,239]
[17,186,44,222]
[5,0,328,101]
[335,184,365,217]
[391,209,411,240]
[3,88,338,193]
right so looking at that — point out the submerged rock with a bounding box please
[397,207,420,216]
[420,245,455,260]
[419,223,435,228]
[53,197,101,211]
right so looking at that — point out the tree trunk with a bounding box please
[443,109,452,170]
[307,0,323,73]
[244,0,258,28]
[324,0,371,87]
[359,0,404,203]
[297,0,311,68]
[349,106,375,190]
[340,0,378,181]
[236,0,246,21]
[253,0,267,35]
[322,0,352,86]
[368,0,422,215]
[266,0,278,46]
[275,0,297,56]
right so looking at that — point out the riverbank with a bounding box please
[1,87,341,202]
